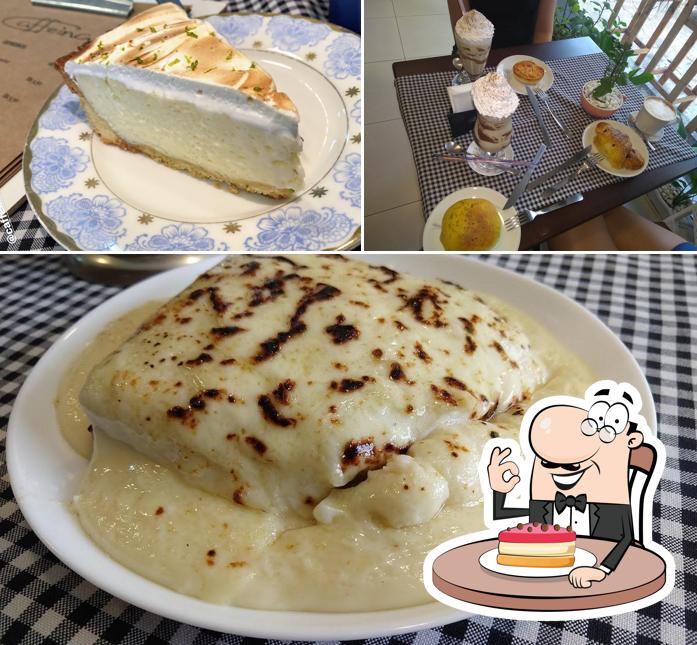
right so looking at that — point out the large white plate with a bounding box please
[496,55,554,95]
[582,120,650,178]
[479,547,596,578]
[7,254,655,640]
[423,186,521,251]
[23,14,361,251]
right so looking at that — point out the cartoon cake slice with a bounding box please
[497,522,576,567]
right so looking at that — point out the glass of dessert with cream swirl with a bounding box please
[453,10,495,85]
[468,72,519,175]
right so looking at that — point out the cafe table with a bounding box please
[1,253,695,644]
[393,37,697,250]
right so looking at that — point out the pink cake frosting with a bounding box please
[498,522,576,543]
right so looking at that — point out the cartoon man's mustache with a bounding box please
[581,418,617,443]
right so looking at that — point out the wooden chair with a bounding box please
[662,202,697,243]
[628,443,658,545]
[447,0,467,30]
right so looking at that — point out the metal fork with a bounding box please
[504,193,585,231]
[542,151,605,198]
[533,87,572,141]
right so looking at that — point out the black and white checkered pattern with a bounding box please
[0,0,329,253]
[395,52,697,220]
[0,207,62,252]
[1,254,695,644]
[224,0,328,18]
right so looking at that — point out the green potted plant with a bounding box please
[581,38,654,117]
[554,0,654,117]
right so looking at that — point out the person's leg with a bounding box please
[547,216,619,251]
[603,206,690,251]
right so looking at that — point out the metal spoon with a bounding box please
[444,141,464,154]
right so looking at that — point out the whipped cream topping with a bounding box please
[455,9,494,44]
[65,2,296,116]
[472,72,519,119]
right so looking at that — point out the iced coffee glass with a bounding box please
[453,10,494,85]
[469,72,519,174]
[472,114,513,157]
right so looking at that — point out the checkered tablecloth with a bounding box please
[0,0,330,253]
[395,52,697,220]
[1,253,695,644]
[224,0,328,17]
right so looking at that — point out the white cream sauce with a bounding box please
[56,296,594,611]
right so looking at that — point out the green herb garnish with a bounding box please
[150,26,157,33]
[185,26,198,38]
[167,58,180,66]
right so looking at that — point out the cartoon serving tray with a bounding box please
[424,380,675,621]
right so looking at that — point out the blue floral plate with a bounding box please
[23,13,361,251]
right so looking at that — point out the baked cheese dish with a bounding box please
[58,255,594,611]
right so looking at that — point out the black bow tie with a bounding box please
[555,492,587,514]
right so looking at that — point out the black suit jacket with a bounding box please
[493,492,634,572]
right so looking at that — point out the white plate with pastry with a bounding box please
[23,5,361,251]
[496,55,554,95]
[582,120,649,178]
[7,254,654,639]
[423,186,521,251]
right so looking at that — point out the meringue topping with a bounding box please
[68,3,296,115]
[472,72,519,119]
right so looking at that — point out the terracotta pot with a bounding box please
[580,80,625,118]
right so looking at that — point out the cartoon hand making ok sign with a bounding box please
[487,446,520,494]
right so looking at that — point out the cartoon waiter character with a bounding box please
[487,381,648,589]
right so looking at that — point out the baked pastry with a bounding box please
[440,198,501,251]
[512,60,545,85]
[497,522,576,567]
[56,3,303,199]
[593,122,645,171]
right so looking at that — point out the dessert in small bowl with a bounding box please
[581,80,625,118]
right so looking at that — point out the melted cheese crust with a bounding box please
[80,255,548,517]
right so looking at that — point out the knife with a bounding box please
[527,85,550,146]
[527,146,592,191]
[504,143,546,210]
[529,192,584,217]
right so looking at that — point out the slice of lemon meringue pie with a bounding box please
[57,3,304,199]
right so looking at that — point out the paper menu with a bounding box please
[0,1,149,187]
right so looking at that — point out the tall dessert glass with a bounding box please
[453,10,494,85]
[468,72,519,176]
